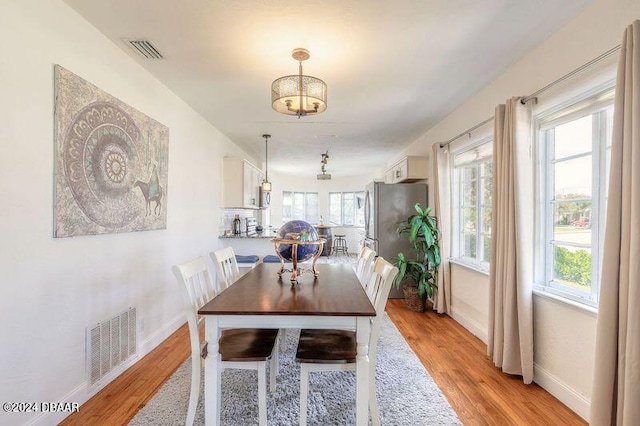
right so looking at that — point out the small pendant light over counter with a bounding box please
[261,134,272,192]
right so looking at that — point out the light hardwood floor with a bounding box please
[61,299,586,425]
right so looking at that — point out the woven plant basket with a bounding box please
[402,285,426,312]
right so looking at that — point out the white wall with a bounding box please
[448,265,489,343]
[0,1,255,425]
[390,0,640,420]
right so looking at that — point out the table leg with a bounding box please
[204,316,222,426]
[356,316,371,426]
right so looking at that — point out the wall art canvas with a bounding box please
[54,65,169,238]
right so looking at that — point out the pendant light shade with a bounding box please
[261,134,272,192]
[271,48,327,118]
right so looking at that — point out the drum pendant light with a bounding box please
[271,48,327,118]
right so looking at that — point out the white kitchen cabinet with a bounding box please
[384,167,394,184]
[223,158,264,209]
[384,156,428,183]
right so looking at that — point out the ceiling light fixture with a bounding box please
[321,151,330,164]
[271,48,327,118]
[261,134,272,192]
[317,151,331,180]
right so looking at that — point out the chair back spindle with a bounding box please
[211,247,241,292]
[355,247,376,285]
[366,257,398,362]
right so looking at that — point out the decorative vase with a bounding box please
[402,285,426,312]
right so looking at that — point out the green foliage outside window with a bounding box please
[554,246,591,287]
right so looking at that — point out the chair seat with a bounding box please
[220,328,279,362]
[295,329,356,364]
[235,255,260,264]
[262,255,283,263]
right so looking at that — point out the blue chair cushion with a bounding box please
[262,255,284,263]
[235,255,260,264]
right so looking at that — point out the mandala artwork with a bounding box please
[54,66,169,237]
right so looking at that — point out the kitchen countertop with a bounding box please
[219,231,280,239]
[220,225,364,239]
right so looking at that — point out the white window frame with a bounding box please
[282,191,319,224]
[534,85,614,307]
[451,137,493,272]
[328,191,365,226]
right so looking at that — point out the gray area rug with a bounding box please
[130,314,460,425]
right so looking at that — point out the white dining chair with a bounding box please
[212,247,287,352]
[210,246,242,292]
[295,257,399,426]
[354,246,376,286]
[172,256,279,426]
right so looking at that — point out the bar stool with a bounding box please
[332,234,348,256]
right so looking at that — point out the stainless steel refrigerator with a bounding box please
[364,181,428,298]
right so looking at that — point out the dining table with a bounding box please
[198,262,377,426]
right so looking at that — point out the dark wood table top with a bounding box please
[198,263,376,317]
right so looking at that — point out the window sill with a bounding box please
[448,258,490,276]
[532,287,598,316]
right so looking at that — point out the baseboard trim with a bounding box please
[28,314,185,426]
[533,363,590,422]
[449,306,488,344]
[138,314,186,356]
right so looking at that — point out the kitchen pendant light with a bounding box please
[261,134,272,192]
[271,48,327,118]
[317,150,331,180]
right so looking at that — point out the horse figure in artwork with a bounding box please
[134,166,163,216]
[134,180,163,216]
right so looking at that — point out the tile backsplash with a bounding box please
[219,209,255,235]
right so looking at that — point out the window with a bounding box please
[282,191,319,224]
[537,89,614,305]
[452,139,493,270]
[328,192,365,226]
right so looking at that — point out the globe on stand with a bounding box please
[271,220,325,283]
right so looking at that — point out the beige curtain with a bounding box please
[590,20,640,426]
[488,98,534,384]
[431,143,451,313]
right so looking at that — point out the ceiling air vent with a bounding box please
[123,39,164,59]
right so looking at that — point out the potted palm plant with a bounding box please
[394,203,441,312]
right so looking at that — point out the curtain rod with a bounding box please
[438,116,494,148]
[520,44,621,104]
[438,44,622,149]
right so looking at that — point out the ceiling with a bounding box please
[64,0,593,178]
